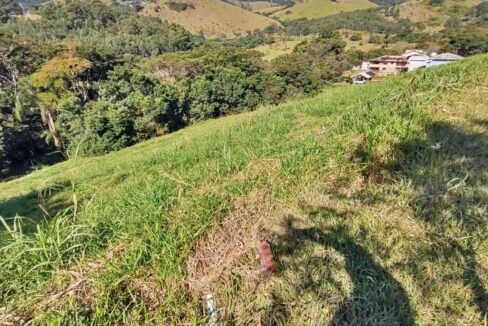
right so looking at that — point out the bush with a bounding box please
[350,33,362,41]
[368,34,382,44]
[166,1,195,12]
[74,101,133,156]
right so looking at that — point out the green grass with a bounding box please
[1,55,488,325]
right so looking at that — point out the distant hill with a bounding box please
[142,0,282,38]
[273,0,377,21]
[384,0,484,33]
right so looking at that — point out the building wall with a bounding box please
[408,60,428,71]
[427,60,458,68]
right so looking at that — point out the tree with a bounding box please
[29,55,93,149]
[466,1,488,24]
[441,27,488,56]
[350,33,362,41]
[0,0,22,23]
[0,33,48,119]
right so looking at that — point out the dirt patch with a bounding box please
[186,202,283,324]
[186,207,272,296]
[187,158,282,298]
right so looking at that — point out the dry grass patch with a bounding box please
[186,206,278,323]
[142,0,281,38]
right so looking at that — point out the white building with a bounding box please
[352,71,375,84]
[353,50,464,84]
[407,55,430,71]
[427,53,464,68]
[402,49,426,59]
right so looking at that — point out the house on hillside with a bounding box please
[361,56,408,76]
[353,50,464,84]
[352,70,375,84]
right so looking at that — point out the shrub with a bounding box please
[166,1,195,12]
[350,33,362,41]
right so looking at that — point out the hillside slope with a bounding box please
[273,0,377,20]
[389,0,484,33]
[142,0,281,38]
[1,56,488,324]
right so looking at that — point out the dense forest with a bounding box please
[1,0,487,179]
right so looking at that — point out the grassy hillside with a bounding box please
[226,0,284,11]
[391,0,484,32]
[253,32,416,61]
[1,55,488,324]
[253,35,311,60]
[142,0,281,38]
[273,0,377,21]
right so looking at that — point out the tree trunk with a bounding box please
[45,110,62,150]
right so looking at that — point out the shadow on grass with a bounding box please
[267,214,415,325]
[263,120,488,324]
[395,121,488,320]
[0,180,72,234]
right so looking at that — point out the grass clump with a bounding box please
[0,55,487,324]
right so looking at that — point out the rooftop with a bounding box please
[430,53,464,61]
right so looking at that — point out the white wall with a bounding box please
[408,60,428,71]
[427,60,456,68]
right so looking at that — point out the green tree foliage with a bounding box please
[0,0,22,23]
[349,33,362,41]
[466,1,488,24]
[440,27,488,56]
[166,1,195,12]
[29,55,93,149]
[0,85,53,178]
[0,112,30,176]
[272,32,350,93]
[73,101,133,155]
[285,9,417,37]
[5,0,203,57]
[142,47,288,121]
[0,0,206,176]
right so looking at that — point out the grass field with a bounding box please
[273,0,377,21]
[253,36,311,60]
[1,55,488,324]
[142,0,281,38]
